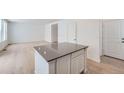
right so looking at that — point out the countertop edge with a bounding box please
[47,46,88,62]
[34,45,88,62]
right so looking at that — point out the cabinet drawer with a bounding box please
[71,49,84,58]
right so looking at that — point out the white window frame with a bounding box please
[0,19,2,42]
[0,19,7,43]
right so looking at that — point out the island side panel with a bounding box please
[35,50,49,74]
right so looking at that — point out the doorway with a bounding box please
[51,23,58,43]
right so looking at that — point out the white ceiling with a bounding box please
[7,19,59,24]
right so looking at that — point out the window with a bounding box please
[0,20,2,42]
[0,19,7,42]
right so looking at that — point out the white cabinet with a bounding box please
[71,57,79,74]
[56,50,85,74]
[71,50,85,74]
[35,49,87,74]
[56,55,71,74]
[78,54,85,73]
[49,60,56,74]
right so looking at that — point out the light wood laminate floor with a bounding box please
[0,42,124,74]
[87,56,124,74]
[0,41,49,74]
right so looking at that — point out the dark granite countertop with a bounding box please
[34,42,88,62]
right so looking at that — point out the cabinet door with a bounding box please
[71,57,79,74]
[49,60,56,74]
[71,54,84,74]
[78,54,85,73]
[56,55,71,74]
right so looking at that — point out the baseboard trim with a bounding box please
[87,58,100,63]
[103,55,124,61]
[9,40,48,45]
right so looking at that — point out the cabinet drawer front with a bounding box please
[71,49,84,58]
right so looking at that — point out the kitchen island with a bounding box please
[34,42,88,74]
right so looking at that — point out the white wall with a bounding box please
[76,19,101,63]
[8,22,45,44]
[58,20,68,42]
[46,19,101,63]
[45,24,51,42]
[99,20,103,56]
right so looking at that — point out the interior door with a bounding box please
[103,20,124,60]
[67,22,77,44]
